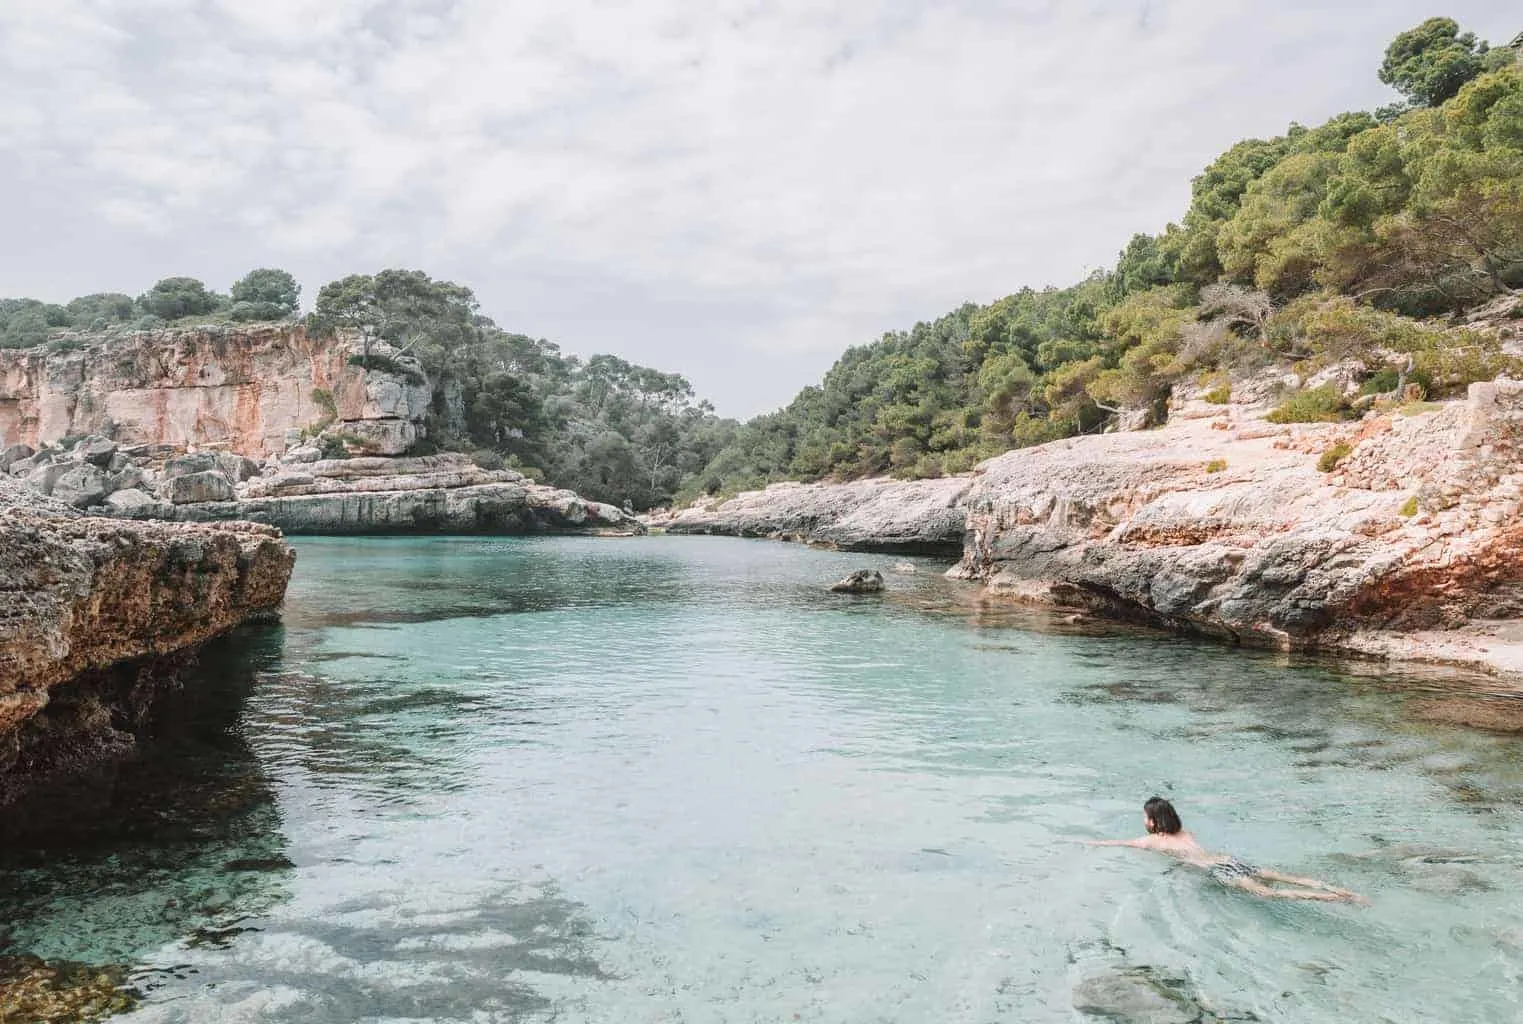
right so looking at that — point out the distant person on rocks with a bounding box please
[1087,796,1368,904]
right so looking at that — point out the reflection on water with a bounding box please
[0,629,291,966]
[1,535,1521,1022]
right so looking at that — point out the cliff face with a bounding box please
[0,325,423,457]
[0,476,294,803]
[1,328,648,536]
[653,476,971,553]
[954,379,1523,664]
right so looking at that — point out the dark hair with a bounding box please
[1144,796,1182,835]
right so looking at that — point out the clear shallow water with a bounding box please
[3,536,1523,1022]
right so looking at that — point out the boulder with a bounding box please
[162,470,236,505]
[216,454,263,483]
[162,452,223,480]
[49,464,111,508]
[0,444,34,473]
[284,445,322,465]
[77,436,118,467]
[103,488,160,514]
[108,466,146,493]
[26,462,73,496]
[830,569,884,594]
[335,418,418,456]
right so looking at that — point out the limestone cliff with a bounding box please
[1,326,646,536]
[0,324,426,457]
[0,476,294,804]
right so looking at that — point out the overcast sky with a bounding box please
[1,2,1517,417]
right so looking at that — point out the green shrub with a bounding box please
[1202,384,1232,404]
[1267,384,1349,424]
[1317,442,1353,472]
[1399,495,1419,516]
[941,448,980,475]
[347,352,427,385]
[906,455,945,480]
[1204,458,1227,473]
[317,435,350,460]
[311,387,337,419]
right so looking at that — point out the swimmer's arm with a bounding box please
[1083,837,1154,848]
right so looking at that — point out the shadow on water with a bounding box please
[0,624,294,967]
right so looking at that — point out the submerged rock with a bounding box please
[830,569,884,594]
[0,954,138,1023]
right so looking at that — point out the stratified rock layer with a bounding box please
[954,379,1523,657]
[0,477,294,802]
[0,324,426,457]
[655,476,971,553]
[116,454,644,535]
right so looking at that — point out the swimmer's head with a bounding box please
[1143,796,1182,835]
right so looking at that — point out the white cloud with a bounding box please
[0,0,1517,415]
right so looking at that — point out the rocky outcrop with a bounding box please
[0,476,294,804]
[2,327,643,537]
[111,453,644,536]
[0,324,427,457]
[952,379,1523,670]
[653,475,971,554]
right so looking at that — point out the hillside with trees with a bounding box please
[687,17,1523,494]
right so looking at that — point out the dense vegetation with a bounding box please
[0,269,301,348]
[688,18,1523,494]
[3,18,1518,509]
[307,270,734,509]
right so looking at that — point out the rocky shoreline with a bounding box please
[951,378,1523,677]
[647,475,970,553]
[646,378,1523,683]
[0,477,294,805]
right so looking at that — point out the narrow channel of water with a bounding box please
[3,535,1521,1022]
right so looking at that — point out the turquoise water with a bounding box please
[3,535,1523,1022]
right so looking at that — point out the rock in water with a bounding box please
[830,569,884,594]
[891,562,917,573]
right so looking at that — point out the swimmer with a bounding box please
[1086,797,1368,904]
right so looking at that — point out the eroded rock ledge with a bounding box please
[649,475,971,554]
[0,477,294,804]
[953,379,1523,675]
[106,452,644,535]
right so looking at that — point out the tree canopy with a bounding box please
[1380,17,1488,107]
